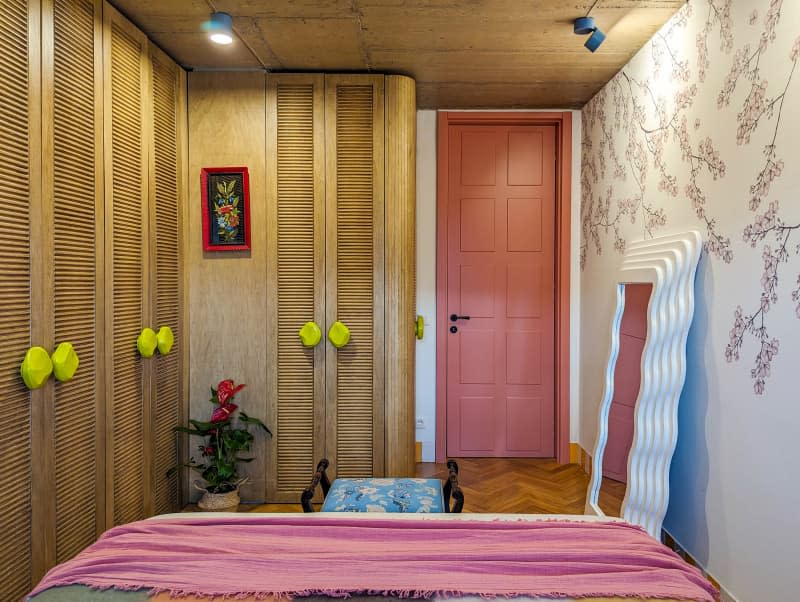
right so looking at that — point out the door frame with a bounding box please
[435,111,572,464]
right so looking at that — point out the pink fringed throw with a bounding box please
[29,516,717,601]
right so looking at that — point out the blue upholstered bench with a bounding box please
[301,459,464,513]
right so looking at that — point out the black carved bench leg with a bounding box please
[443,459,464,513]
[301,458,330,513]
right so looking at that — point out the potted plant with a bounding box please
[173,379,271,512]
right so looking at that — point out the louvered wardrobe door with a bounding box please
[324,75,385,478]
[49,0,104,563]
[103,6,151,526]
[149,43,185,515]
[0,1,33,598]
[266,75,326,501]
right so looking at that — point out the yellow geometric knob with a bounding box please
[328,320,351,349]
[137,327,158,358]
[20,346,54,389]
[157,326,175,355]
[299,321,322,348]
[51,342,79,382]
[415,315,424,340]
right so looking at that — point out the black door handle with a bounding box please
[450,314,471,322]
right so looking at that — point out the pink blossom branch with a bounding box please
[728,202,800,393]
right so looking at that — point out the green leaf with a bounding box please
[173,425,205,436]
[239,412,272,436]
[217,182,226,195]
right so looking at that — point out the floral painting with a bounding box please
[201,167,251,251]
[581,0,800,395]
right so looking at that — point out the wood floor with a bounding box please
[223,458,626,516]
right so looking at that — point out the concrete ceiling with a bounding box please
[110,0,686,109]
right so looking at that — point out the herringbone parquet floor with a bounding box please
[236,458,625,516]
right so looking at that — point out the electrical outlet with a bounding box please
[415,417,425,428]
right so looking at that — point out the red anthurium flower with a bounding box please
[210,402,238,423]
[217,379,245,405]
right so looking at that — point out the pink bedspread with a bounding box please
[29,516,717,601]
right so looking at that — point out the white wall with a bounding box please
[580,2,800,600]
[414,109,582,462]
[415,110,438,461]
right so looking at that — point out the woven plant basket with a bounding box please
[194,479,246,512]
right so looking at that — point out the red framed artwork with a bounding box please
[201,166,251,251]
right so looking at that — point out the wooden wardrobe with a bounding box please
[0,2,186,599]
[188,73,415,504]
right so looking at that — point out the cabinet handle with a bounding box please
[298,321,323,348]
[328,321,351,349]
[415,315,424,340]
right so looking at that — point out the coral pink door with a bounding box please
[446,125,556,457]
[603,283,652,482]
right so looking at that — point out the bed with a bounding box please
[28,512,717,602]
[29,233,707,602]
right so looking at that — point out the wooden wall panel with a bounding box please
[189,73,414,499]
[0,1,33,597]
[267,75,326,501]
[383,76,416,476]
[324,75,385,478]
[104,7,150,526]
[49,0,104,563]
[150,43,183,515]
[187,72,268,501]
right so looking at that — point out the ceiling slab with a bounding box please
[109,0,685,108]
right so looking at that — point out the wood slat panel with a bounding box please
[275,83,318,496]
[0,3,32,598]
[107,16,147,526]
[150,46,181,515]
[325,77,384,478]
[383,76,416,476]
[51,0,101,563]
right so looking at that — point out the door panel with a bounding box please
[446,125,556,457]
[0,1,32,597]
[324,75,385,478]
[50,0,104,561]
[150,44,183,515]
[267,75,326,502]
[104,8,150,526]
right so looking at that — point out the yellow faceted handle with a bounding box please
[137,327,158,358]
[51,342,79,382]
[157,326,175,355]
[328,320,351,349]
[20,346,54,390]
[298,321,322,348]
[415,315,424,340]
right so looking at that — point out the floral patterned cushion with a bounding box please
[321,478,445,513]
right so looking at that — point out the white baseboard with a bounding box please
[662,528,736,601]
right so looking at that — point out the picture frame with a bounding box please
[201,166,251,251]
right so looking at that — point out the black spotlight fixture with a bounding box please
[574,16,606,52]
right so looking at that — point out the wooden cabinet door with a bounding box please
[0,1,34,598]
[267,75,327,502]
[46,0,105,567]
[103,5,151,526]
[324,75,385,478]
[148,42,185,515]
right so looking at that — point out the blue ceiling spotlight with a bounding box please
[573,16,606,53]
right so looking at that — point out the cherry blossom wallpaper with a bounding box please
[579,1,799,600]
